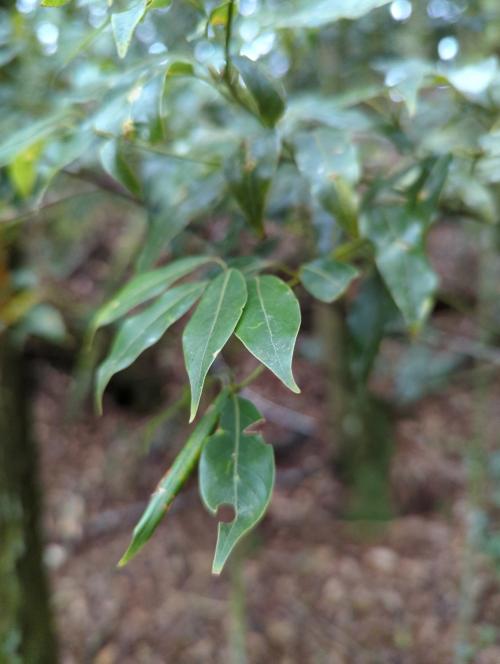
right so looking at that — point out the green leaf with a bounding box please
[360,207,438,331]
[100,140,141,197]
[225,132,279,237]
[119,389,230,566]
[347,273,399,383]
[41,0,70,5]
[165,60,195,78]
[232,56,286,128]
[92,256,213,332]
[300,257,359,303]
[183,269,248,421]
[111,0,148,59]
[318,177,360,237]
[199,395,275,574]
[236,275,300,392]
[0,112,73,169]
[8,141,44,198]
[209,2,231,27]
[294,128,360,186]
[95,281,206,413]
[259,0,392,29]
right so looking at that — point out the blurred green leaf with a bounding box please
[41,0,70,6]
[259,0,391,29]
[0,113,73,169]
[8,141,44,198]
[95,281,206,413]
[236,275,301,392]
[233,56,286,128]
[347,273,399,383]
[100,139,141,197]
[111,0,148,59]
[92,256,214,332]
[183,268,247,421]
[300,257,359,303]
[226,132,279,237]
[360,207,438,331]
[199,395,274,574]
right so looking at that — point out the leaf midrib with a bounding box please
[255,277,285,376]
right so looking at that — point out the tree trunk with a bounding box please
[0,331,58,663]
[315,302,393,520]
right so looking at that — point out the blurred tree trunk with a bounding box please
[0,331,58,663]
[316,303,393,520]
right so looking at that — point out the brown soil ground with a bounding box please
[35,344,500,664]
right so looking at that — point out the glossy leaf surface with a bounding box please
[183,269,247,421]
[236,276,300,392]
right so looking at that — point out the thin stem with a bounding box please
[0,191,105,229]
[62,168,144,207]
[233,365,265,392]
[225,0,236,72]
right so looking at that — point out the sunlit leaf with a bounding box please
[236,275,300,392]
[111,0,148,59]
[95,281,206,413]
[41,0,70,6]
[8,141,44,198]
[119,389,230,566]
[199,395,274,574]
[183,269,247,421]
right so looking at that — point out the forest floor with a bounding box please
[34,347,500,664]
[34,223,500,664]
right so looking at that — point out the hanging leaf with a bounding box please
[183,269,247,421]
[236,275,300,392]
[232,56,286,128]
[119,389,230,566]
[199,395,275,574]
[360,207,438,331]
[111,0,148,59]
[92,256,213,332]
[225,132,279,237]
[300,257,359,303]
[95,281,206,413]
[100,140,141,197]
